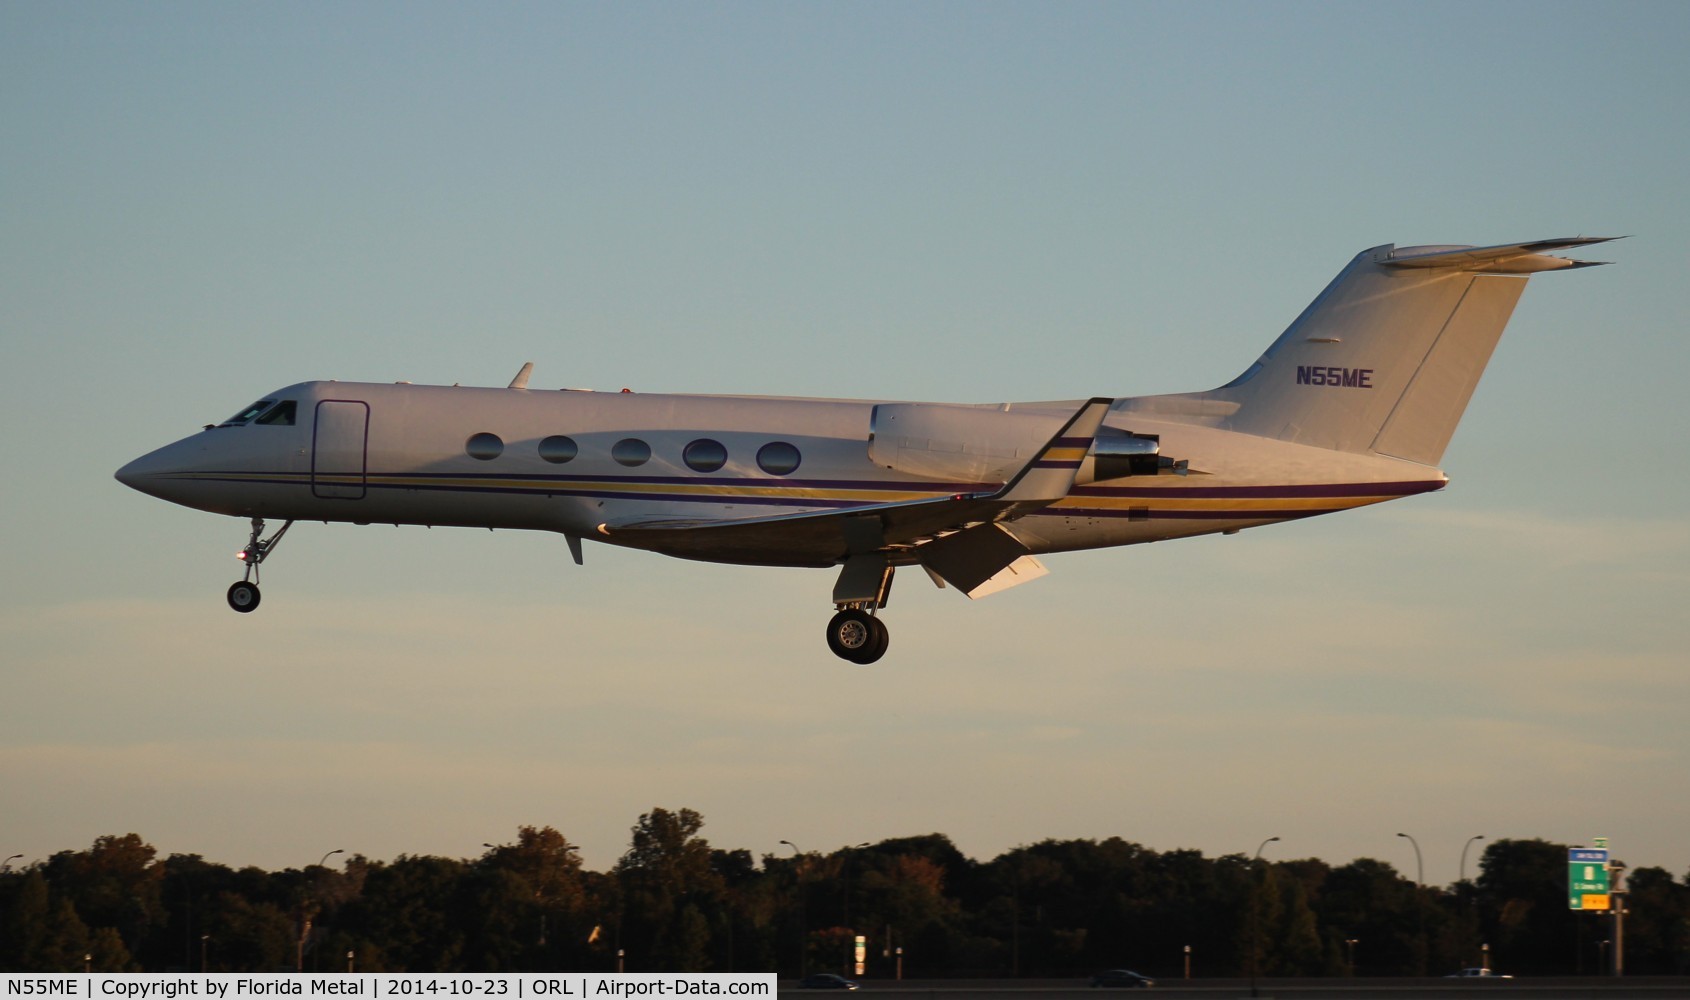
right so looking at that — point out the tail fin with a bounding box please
[1156,238,1617,466]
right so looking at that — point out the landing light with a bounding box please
[235,551,249,561]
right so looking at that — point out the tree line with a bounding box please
[3,810,1688,976]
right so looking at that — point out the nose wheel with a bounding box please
[228,517,292,613]
[826,609,889,664]
[227,580,261,613]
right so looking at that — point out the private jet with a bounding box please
[116,237,1617,662]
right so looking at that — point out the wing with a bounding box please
[595,397,1114,567]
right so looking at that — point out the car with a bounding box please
[1444,968,1512,978]
[797,974,859,990]
[1089,969,1154,988]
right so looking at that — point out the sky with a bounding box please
[3,1,1688,887]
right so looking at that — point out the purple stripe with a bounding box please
[379,471,997,492]
[1044,508,1333,521]
[194,471,1342,519]
[173,473,887,510]
[180,470,994,493]
[182,469,1441,500]
[1069,480,1444,499]
[172,471,1442,511]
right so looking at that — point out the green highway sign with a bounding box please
[1569,848,1610,910]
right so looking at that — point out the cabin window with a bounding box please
[757,441,801,476]
[539,435,578,464]
[466,432,504,461]
[221,400,275,426]
[612,438,651,467]
[254,400,297,426]
[683,438,728,473]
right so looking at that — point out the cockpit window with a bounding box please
[254,400,297,426]
[221,400,276,426]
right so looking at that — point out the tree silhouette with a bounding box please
[4,826,1687,975]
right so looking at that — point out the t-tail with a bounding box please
[1137,237,1620,466]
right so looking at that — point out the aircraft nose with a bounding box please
[115,436,209,501]
[117,430,261,516]
[115,448,172,496]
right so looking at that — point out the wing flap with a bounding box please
[919,522,1050,597]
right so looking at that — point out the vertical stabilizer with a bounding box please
[1167,238,1615,466]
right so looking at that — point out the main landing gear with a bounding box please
[227,516,293,613]
[825,555,896,663]
[826,608,889,664]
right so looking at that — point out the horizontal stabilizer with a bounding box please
[1383,237,1622,273]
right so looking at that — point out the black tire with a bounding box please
[826,610,889,664]
[857,615,889,664]
[825,609,874,662]
[227,581,261,613]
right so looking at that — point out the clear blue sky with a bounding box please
[4,1,1687,883]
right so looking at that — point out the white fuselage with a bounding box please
[117,379,1445,567]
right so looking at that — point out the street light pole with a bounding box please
[1460,835,1485,968]
[1,854,22,872]
[1610,861,1628,977]
[781,840,805,978]
[1395,833,1423,886]
[301,849,343,972]
[1397,834,1425,975]
[1249,836,1278,999]
[1459,835,1484,885]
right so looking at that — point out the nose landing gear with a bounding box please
[227,517,293,613]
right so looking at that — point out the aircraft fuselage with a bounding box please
[117,379,1443,568]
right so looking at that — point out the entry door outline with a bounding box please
[312,400,369,500]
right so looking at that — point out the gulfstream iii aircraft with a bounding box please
[116,237,1616,662]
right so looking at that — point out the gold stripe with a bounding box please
[1049,495,1394,513]
[185,471,1405,512]
[188,471,940,504]
[368,476,935,503]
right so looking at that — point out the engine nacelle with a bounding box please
[869,402,1057,484]
[1076,430,1186,485]
[868,403,1185,487]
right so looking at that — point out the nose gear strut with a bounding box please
[227,517,293,613]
